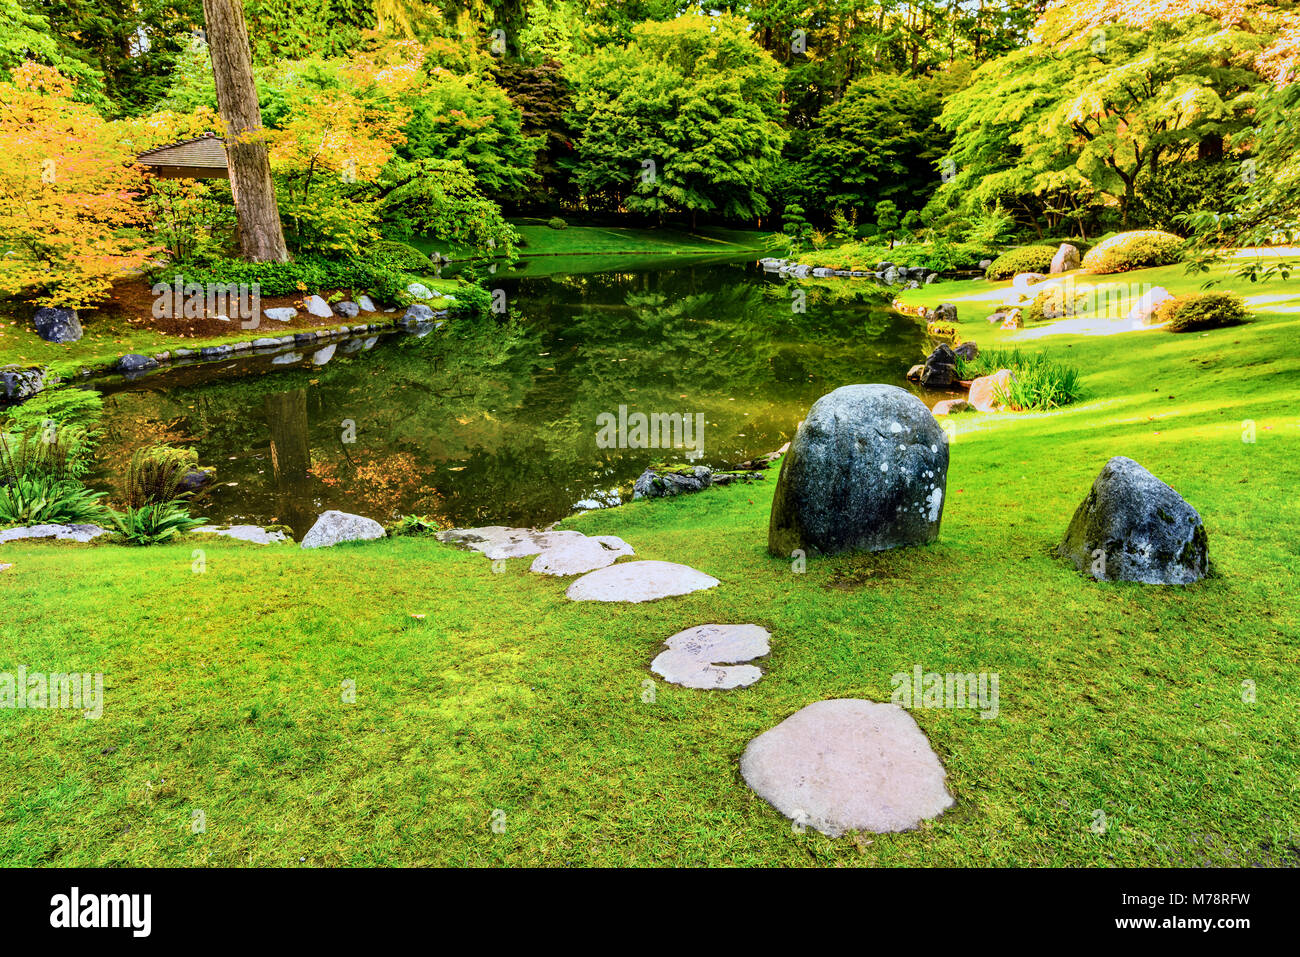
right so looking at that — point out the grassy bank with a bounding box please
[1,259,1297,866]
[408,223,773,263]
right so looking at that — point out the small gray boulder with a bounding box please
[32,306,82,343]
[1056,456,1209,584]
[300,510,386,549]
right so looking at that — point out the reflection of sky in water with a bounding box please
[92,263,931,532]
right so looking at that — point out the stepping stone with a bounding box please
[0,564,11,572]
[565,560,719,603]
[195,525,290,545]
[651,624,770,689]
[740,699,953,837]
[437,526,588,561]
[530,535,634,576]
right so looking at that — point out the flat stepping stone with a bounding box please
[740,699,953,836]
[196,525,290,545]
[437,526,588,561]
[566,560,719,603]
[651,624,770,689]
[530,535,634,576]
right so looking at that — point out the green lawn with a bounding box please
[405,223,773,264]
[0,261,1297,866]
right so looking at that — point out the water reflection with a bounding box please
[93,263,934,528]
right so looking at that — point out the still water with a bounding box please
[91,259,938,536]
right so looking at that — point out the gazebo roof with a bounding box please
[137,133,229,179]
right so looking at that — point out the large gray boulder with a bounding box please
[32,306,82,343]
[768,385,949,556]
[1056,456,1209,584]
[300,510,386,549]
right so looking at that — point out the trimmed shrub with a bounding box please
[984,246,1056,280]
[366,240,434,272]
[547,216,567,230]
[156,255,419,305]
[1153,292,1249,333]
[1024,285,1088,323]
[1082,230,1184,274]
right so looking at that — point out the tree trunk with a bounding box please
[203,0,288,262]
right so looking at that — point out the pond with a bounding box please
[90,258,947,537]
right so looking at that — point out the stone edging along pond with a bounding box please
[0,306,453,404]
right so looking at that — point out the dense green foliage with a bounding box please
[108,501,207,545]
[984,247,1056,280]
[953,345,1083,411]
[1154,291,1251,333]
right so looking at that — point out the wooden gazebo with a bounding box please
[136,132,229,179]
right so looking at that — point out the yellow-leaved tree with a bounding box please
[0,63,155,307]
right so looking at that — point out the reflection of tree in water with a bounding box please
[263,389,318,539]
[93,265,924,527]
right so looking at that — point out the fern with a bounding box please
[125,446,199,509]
[0,475,107,525]
[109,502,206,546]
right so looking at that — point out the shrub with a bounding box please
[379,158,520,256]
[0,475,106,525]
[156,255,418,305]
[1153,292,1249,333]
[366,240,433,272]
[1082,230,1184,274]
[984,246,1056,280]
[388,514,443,536]
[547,216,567,230]
[2,387,102,434]
[1024,285,1088,323]
[124,445,198,509]
[109,501,206,546]
[955,346,1082,411]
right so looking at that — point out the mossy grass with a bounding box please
[0,257,1296,865]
